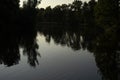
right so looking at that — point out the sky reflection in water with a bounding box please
[0,32,100,80]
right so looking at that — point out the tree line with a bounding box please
[37,0,119,27]
[37,0,97,25]
[0,0,119,31]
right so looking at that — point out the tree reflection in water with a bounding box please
[0,0,119,79]
[38,25,120,80]
[0,28,40,67]
[0,23,119,79]
[20,30,40,67]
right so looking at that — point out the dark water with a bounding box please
[0,25,119,80]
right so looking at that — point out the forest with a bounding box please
[0,0,119,30]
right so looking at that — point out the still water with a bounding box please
[0,31,102,80]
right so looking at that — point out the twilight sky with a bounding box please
[20,0,90,8]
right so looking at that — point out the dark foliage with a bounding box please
[0,0,120,79]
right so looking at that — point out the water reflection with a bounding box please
[0,24,119,80]
[38,25,120,80]
[0,28,39,67]
[38,27,82,50]
[20,31,40,67]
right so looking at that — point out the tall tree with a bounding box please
[82,2,89,23]
[88,0,97,17]
[0,0,19,22]
[23,0,41,8]
[95,0,118,29]
[72,0,82,11]
[0,0,20,33]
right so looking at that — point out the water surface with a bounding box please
[0,31,101,80]
[0,26,119,80]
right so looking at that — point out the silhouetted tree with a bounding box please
[0,0,41,67]
[95,0,118,29]
[72,0,82,11]
[0,0,20,32]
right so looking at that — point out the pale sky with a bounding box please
[20,0,90,8]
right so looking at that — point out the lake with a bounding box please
[0,26,119,80]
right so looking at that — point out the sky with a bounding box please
[20,0,90,8]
